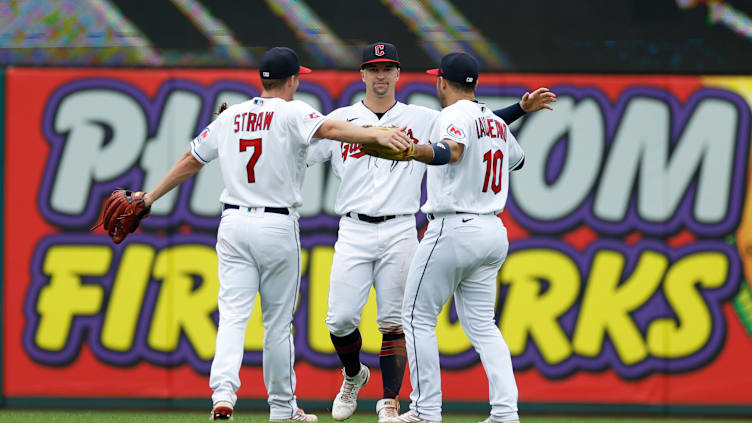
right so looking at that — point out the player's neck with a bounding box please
[260,89,294,101]
[444,92,476,108]
[362,95,397,114]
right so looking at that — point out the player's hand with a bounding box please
[375,125,411,152]
[520,87,557,113]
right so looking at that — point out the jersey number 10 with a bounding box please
[240,138,262,183]
[482,149,504,194]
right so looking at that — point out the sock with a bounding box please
[330,329,362,377]
[379,332,407,399]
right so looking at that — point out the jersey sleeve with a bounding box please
[287,100,328,145]
[411,106,440,145]
[508,131,525,171]
[306,138,334,166]
[191,113,224,164]
[437,107,472,146]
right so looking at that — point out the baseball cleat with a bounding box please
[376,398,400,422]
[396,410,440,423]
[270,408,318,422]
[478,419,519,423]
[209,400,234,420]
[331,364,370,420]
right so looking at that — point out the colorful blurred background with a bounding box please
[2,0,752,419]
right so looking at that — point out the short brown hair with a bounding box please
[261,75,293,91]
[446,79,476,93]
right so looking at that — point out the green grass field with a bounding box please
[0,411,750,423]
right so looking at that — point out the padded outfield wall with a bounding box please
[2,67,752,414]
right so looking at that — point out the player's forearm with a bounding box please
[144,150,203,207]
[413,140,463,165]
[413,145,435,164]
[316,120,381,144]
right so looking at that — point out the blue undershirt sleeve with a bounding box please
[493,103,525,124]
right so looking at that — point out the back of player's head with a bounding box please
[260,47,312,80]
[361,42,400,68]
[426,52,478,92]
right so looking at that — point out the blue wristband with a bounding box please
[429,141,452,165]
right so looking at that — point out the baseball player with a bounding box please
[306,43,554,422]
[135,47,411,422]
[395,52,524,423]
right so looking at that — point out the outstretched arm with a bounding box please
[143,149,203,207]
[493,87,556,124]
[413,139,464,165]
[314,120,411,152]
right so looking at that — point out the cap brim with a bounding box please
[426,68,440,75]
[361,58,400,67]
[299,66,312,74]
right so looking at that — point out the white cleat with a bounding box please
[478,418,519,423]
[209,400,234,421]
[396,410,440,423]
[270,408,318,422]
[376,398,400,423]
[331,364,370,420]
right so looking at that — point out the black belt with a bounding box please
[348,212,396,223]
[223,204,289,215]
[426,211,498,220]
[427,212,472,220]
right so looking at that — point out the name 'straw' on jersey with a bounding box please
[306,101,438,217]
[422,99,525,215]
[191,97,327,209]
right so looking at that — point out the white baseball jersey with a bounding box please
[306,101,437,216]
[421,99,524,215]
[192,97,327,209]
[197,96,328,419]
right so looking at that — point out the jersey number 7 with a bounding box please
[482,149,504,194]
[240,138,262,183]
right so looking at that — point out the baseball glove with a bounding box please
[93,189,151,244]
[359,126,415,161]
[360,142,415,161]
[215,101,228,115]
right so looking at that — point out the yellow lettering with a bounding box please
[306,246,382,354]
[436,298,472,355]
[242,248,310,350]
[360,288,381,354]
[37,245,110,351]
[308,246,335,354]
[242,296,263,350]
[647,252,728,358]
[101,244,155,351]
[499,249,578,364]
[574,250,665,365]
[148,245,219,360]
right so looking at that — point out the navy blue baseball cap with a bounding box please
[259,47,312,79]
[426,52,478,84]
[361,42,400,67]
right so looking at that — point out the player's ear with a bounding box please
[360,68,366,82]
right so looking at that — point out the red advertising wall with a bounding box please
[4,68,752,409]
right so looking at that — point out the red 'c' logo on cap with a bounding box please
[375,44,385,56]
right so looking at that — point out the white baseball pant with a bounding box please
[210,207,302,420]
[326,214,418,336]
[402,213,519,422]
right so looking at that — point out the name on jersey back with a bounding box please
[475,117,508,141]
[234,111,274,133]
